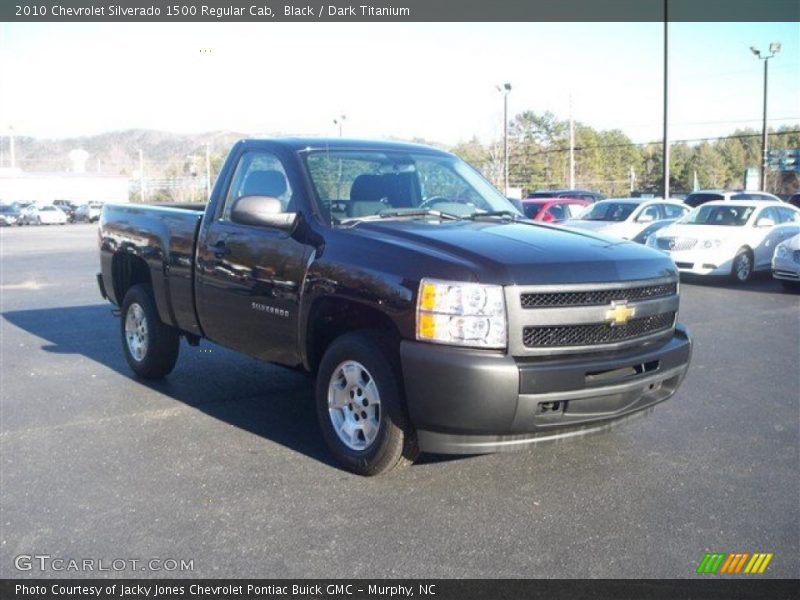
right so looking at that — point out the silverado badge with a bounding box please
[606,300,636,326]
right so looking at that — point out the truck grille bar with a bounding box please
[523,312,676,348]
[520,282,677,308]
[506,276,679,356]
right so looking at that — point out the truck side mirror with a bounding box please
[230,195,298,232]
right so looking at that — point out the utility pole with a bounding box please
[751,43,781,191]
[662,13,670,200]
[205,142,211,200]
[569,95,575,189]
[497,83,512,195]
[138,148,145,203]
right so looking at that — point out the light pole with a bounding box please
[568,94,575,189]
[333,115,346,137]
[496,83,511,194]
[138,148,145,203]
[750,42,781,191]
[205,142,211,200]
[662,14,669,200]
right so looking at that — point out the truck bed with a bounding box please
[99,203,204,335]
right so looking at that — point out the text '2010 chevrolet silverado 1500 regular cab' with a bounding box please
[98,138,692,475]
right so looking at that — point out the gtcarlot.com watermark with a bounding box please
[14,554,194,573]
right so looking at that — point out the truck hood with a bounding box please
[350,219,676,285]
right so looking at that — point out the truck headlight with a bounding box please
[416,279,506,349]
[702,239,722,248]
[775,245,788,259]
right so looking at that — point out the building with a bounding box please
[0,167,130,204]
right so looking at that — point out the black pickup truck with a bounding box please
[98,138,692,475]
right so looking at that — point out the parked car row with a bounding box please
[0,200,105,226]
[518,188,800,290]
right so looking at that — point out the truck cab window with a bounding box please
[220,151,293,221]
[304,150,515,225]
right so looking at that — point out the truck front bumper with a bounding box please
[400,324,692,454]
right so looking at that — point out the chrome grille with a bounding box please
[657,237,697,251]
[507,277,680,356]
[523,312,675,348]
[520,282,677,308]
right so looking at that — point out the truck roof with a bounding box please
[239,137,452,156]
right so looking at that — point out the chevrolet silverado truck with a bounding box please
[98,138,692,475]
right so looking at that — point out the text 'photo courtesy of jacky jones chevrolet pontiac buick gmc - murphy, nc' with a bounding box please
[97,138,692,476]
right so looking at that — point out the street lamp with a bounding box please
[496,83,511,194]
[751,42,781,191]
[333,115,346,137]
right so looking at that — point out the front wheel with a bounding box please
[315,331,418,476]
[120,284,180,378]
[730,248,754,284]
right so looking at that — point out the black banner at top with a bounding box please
[3,0,800,22]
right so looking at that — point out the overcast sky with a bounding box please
[1,21,798,145]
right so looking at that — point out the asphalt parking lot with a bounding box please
[1,223,798,579]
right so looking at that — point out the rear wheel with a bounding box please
[315,331,418,476]
[120,284,180,379]
[730,248,754,284]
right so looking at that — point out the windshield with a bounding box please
[302,150,518,225]
[578,201,637,222]
[680,204,755,226]
[521,202,545,219]
[685,192,724,208]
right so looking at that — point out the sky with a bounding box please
[0,21,798,146]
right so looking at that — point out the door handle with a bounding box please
[210,239,229,258]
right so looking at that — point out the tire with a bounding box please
[315,330,418,476]
[730,248,754,284]
[780,280,800,293]
[120,284,180,379]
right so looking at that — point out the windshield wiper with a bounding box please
[340,208,463,226]
[466,210,524,221]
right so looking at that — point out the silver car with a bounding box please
[772,232,800,291]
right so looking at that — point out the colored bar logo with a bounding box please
[696,552,773,574]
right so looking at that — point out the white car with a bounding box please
[684,189,781,209]
[772,233,800,291]
[75,202,103,222]
[647,201,800,283]
[566,198,691,240]
[19,203,41,225]
[27,205,69,225]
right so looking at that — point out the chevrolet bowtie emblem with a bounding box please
[606,301,636,325]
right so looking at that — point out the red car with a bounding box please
[520,197,591,222]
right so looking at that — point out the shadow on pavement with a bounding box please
[2,304,346,470]
[679,271,799,294]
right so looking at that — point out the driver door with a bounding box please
[196,149,313,365]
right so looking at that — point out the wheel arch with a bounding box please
[111,251,152,304]
[304,295,402,372]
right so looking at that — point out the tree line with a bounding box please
[450,111,800,197]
